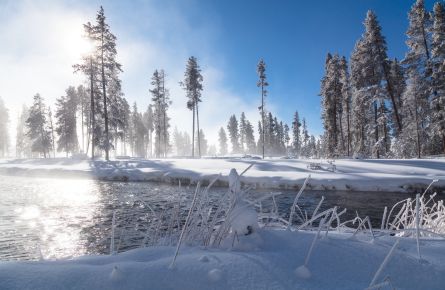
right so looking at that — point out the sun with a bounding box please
[60,22,94,61]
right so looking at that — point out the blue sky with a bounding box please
[0,0,437,145]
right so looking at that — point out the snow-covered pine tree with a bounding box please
[181,56,203,158]
[94,6,123,160]
[257,58,268,159]
[227,115,240,154]
[196,129,207,156]
[76,85,89,153]
[292,110,301,157]
[26,94,53,158]
[257,120,263,155]
[400,72,424,158]
[151,69,163,158]
[131,103,148,157]
[16,105,32,158]
[218,127,228,156]
[55,86,79,156]
[143,105,154,157]
[339,56,352,156]
[388,59,405,138]
[301,118,310,157]
[266,112,275,155]
[239,112,247,153]
[118,97,130,155]
[401,0,432,157]
[350,11,394,158]
[48,107,56,158]
[431,2,445,154]
[150,70,171,158]
[73,21,100,159]
[245,120,256,154]
[173,129,191,157]
[284,123,290,155]
[0,97,9,157]
[320,53,342,158]
[107,73,127,156]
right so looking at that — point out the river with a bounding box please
[0,175,431,261]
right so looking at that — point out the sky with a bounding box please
[0,0,438,149]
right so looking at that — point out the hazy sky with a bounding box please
[0,0,437,146]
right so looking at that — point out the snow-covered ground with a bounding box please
[0,229,444,290]
[0,157,444,192]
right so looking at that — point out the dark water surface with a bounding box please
[0,175,439,261]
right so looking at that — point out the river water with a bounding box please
[0,175,432,261]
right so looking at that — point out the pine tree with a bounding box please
[284,123,290,154]
[320,53,341,157]
[292,111,301,157]
[257,58,268,159]
[196,129,208,156]
[73,21,100,159]
[131,103,147,157]
[151,69,163,158]
[181,56,203,158]
[400,72,424,158]
[0,97,9,157]
[301,118,310,157]
[339,56,352,156]
[48,107,56,158]
[26,94,52,158]
[431,2,445,154]
[77,85,89,153]
[402,0,432,157]
[16,105,32,158]
[55,86,79,155]
[94,6,123,160]
[143,105,154,157]
[245,120,256,154]
[239,112,247,153]
[117,97,130,155]
[389,59,406,137]
[349,11,395,158]
[218,127,228,156]
[227,115,240,154]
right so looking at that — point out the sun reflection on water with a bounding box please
[0,177,100,260]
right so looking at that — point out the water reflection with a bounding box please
[0,176,441,261]
[0,177,100,260]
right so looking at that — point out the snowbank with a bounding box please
[0,229,444,290]
[0,158,444,192]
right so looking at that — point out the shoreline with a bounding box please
[0,158,444,193]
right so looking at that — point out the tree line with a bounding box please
[321,0,445,158]
[7,6,324,160]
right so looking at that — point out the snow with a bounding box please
[0,161,444,289]
[0,229,444,290]
[0,157,444,192]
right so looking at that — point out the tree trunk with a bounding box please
[261,84,265,159]
[192,105,195,158]
[90,57,95,160]
[196,102,201,158]
[163,109,167,158]
[101,30,110,161]
[374,101,379,159]
[346,101,351,157]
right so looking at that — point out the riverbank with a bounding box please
[0,229,444,290]
[0,158,444,193]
